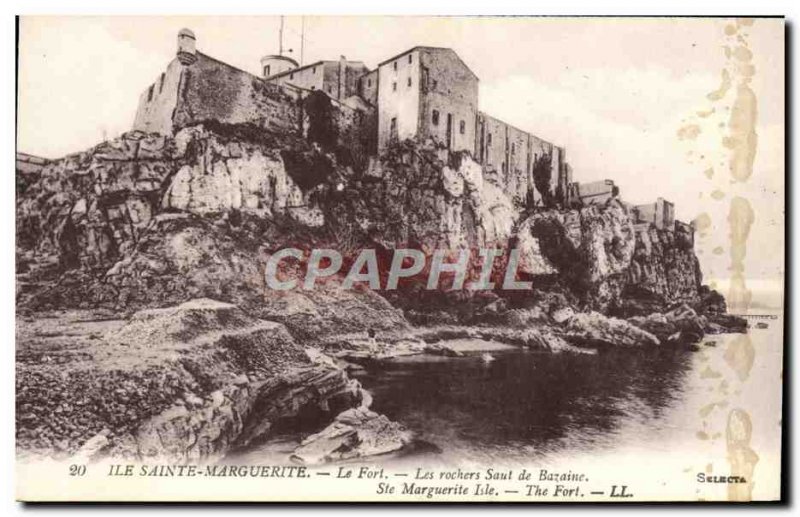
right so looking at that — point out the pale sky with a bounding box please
[16,16,785,288]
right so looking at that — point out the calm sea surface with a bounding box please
[237,321,782,482]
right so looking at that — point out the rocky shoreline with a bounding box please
[16,294,747,466]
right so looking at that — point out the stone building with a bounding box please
[632,197,676,231]
[132,28,376,159]
[573,179,619,205]
[370,47,479,153]
[131,30,591,211]
[133,29,300,136]
[263,56,369,101]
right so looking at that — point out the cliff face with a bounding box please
[514,201,702,314]
[17,124,704,319]
[320,142,519,252]
[15,121,725,463]
[624,222,702,314]
[16,124,327,275]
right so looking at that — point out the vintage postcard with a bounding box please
[15,15,785,502]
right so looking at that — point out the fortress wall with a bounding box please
[173,53,300,134]
[478,112,566,208]
[132,59,184,135]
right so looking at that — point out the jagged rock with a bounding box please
[234,366,364,450]
[706,313,749,334]
[16,124,332,309]
[125,364,362,463]
[551,307,575,324]
[626,223,702,310]
[18,126,717,329]
[518,201,635,301]
[291,406,413,465]
[515,200,701,314]
[627,303,707,345]
[562,311,660,348]
[72,431,110,463]
[15,300,322,460]
[165,125,310,217]
[628,301,745,342]
[696,284,728,315]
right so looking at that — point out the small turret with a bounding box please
[260,54,298,78]
[177,28,197,65]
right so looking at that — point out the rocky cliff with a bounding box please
[17,122,709,318]
[16,121,740,463]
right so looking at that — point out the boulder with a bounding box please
[72,431,110,463]
[628,303,708,345]
[291,406,413,465]
[562,311,660,348]
[706,313,748,334]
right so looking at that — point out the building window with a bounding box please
[407,77,412,88]
[311,86,315,90]
[459,120,466,134]
[312,66,317,74]
[432,110,439,125]
[393,61,398,71]
[502,162,507,173]
[290,73,294,80]
[432,79,438,90]
[408,54,413,64]
[392,82,397,91]
[368,78,372,87]
[147,85,154,102]
[158,73,165,93]
[511,143,516,154]
[264,65,271,76]
[390,117,398,142]
[487,133,492,146]
[327,86,333,93]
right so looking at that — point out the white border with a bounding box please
[4,1,794,515]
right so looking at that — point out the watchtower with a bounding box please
[177,28,197,65]
[261,55,299,79]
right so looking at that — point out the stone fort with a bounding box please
[131,29,685,234]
